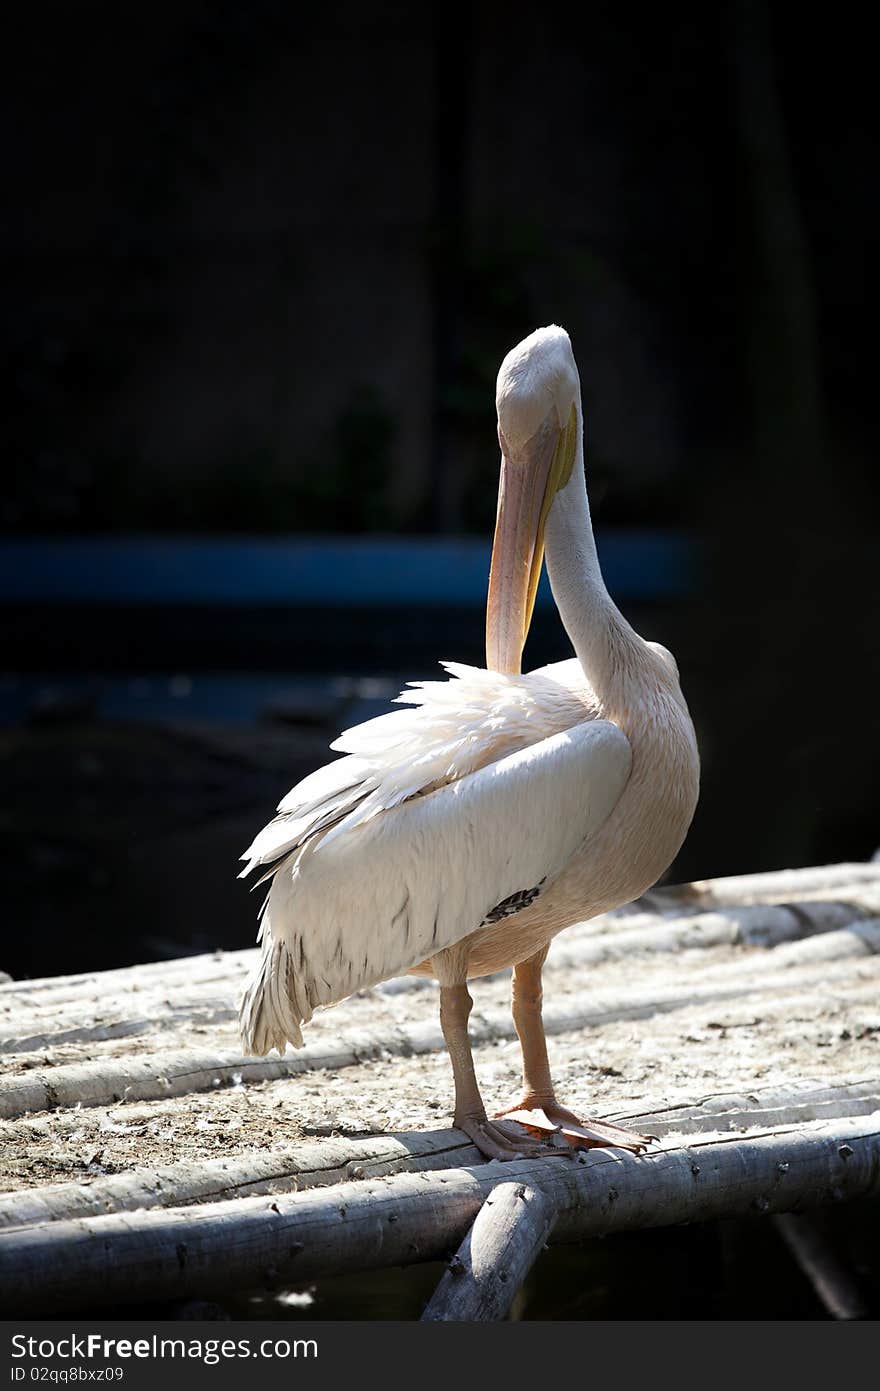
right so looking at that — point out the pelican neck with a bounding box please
[543,432,646,710]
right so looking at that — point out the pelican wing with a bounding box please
[238,660,595,877]
[239,664,630,1054]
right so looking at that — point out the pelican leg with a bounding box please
[509,945,555,1105]
[433,945,565,1162]
[497,947,656,1154]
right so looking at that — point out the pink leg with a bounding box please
[433,945,568,1162]
[497,947,656,1154]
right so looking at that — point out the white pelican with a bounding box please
[239,325,699,1159]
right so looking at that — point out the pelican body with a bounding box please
[239,326,699,1159]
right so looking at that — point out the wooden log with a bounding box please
[729,920,880,970]
[651,921,880,984]
[2,1113,878,1314]
[380,891,880,984]
[550,901,880,969]
[648,861,880,912]
[0,1046,301,1118]
[421,1182,557,1321]
[1,1078,877,1228]
[2,860,876,1005]
[0,950,256,1004]
[2,951,878,1118]
[0,947,424,1012]
[0,1129,483,1229]
[0,873,873,1041]
[0,991,238,1054]
[3,902,877,1057]
[612,1078,880,1138]
[773,1213,867,1319]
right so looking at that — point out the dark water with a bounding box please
[226,1208,880,1321]
[53,1207,880,1321]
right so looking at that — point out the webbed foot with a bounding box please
[455,1113,573,1161]
[495,1101,656,1154]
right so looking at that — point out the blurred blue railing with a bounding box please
[0,532,697,606]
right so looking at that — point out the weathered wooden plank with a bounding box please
[648,862,880,911]
[611,1078,880,1136]
[727,920,880,970]
[2,1114,878,1313]
[2,952,878,1119]
[0,855,875,1321]
[3,905,877,1057]
[0,1129,483,1229]
[0,1046,334,1119]
[551,904,880,970]
[0,951,256,1004]
[421,1182,558,1321]
[2,861,877,1006]
[0,993,237,1054]
[3,1078,876,1229]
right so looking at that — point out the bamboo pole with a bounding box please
[2,952,878,1119]
[2,1114,878,1314]
[421,1182,557,1321]
[1,1078,877,1229]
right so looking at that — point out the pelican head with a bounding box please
[487,325,581,674]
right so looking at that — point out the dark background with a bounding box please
[2,1,877,979]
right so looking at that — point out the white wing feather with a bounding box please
[239,661,630,1055]
[239,660,593,874]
